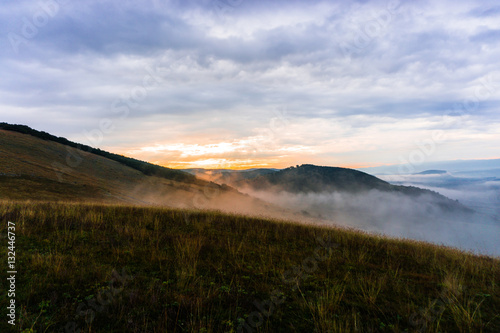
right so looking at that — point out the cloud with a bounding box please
[1,0,499,168]
[469,5,500,17]
[377,172,500,218]
[470,29,500,43]
[244,187,500,257]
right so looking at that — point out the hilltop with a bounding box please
[240,164,392,192]
[239,164,472,213]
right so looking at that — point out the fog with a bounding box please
[132,171,500,258]
[239,187,500,257]
[379,173,500,221]
[128,178,301,223]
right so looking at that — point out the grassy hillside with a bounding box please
[0,129,153,203]
[0,129,293,219]
[0,123,195,183]
[1,201,498,332]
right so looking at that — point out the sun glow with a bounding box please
[124,139,312,170]
[161,158,281,170]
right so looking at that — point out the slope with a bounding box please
[0,201,498,332]
[0,122,197,183]
[0,128,291,218]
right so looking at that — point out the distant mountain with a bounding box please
[240,164,472,213]
[241,164,390,192]
[416,170,447,175]
[360,158,500,175]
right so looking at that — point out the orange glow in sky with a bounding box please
[161,160,382,170]
[119,142,385,170]
[161,159,282,170]
[123,139,314,170]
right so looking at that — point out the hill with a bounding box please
[0,127,290,218]
[1,123,469,215]
[1,125,499,331]
[0,201,498,332]
[240,164,472,213]
[0,122,197,183]
[240,164,392,193]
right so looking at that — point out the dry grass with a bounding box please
[0,200,498,332]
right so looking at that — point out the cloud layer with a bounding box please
[1,0,500,168]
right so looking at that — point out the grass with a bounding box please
[0,200,499,332]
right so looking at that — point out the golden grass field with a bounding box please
[0,201,499,332]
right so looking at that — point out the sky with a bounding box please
[1,0,500,170]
